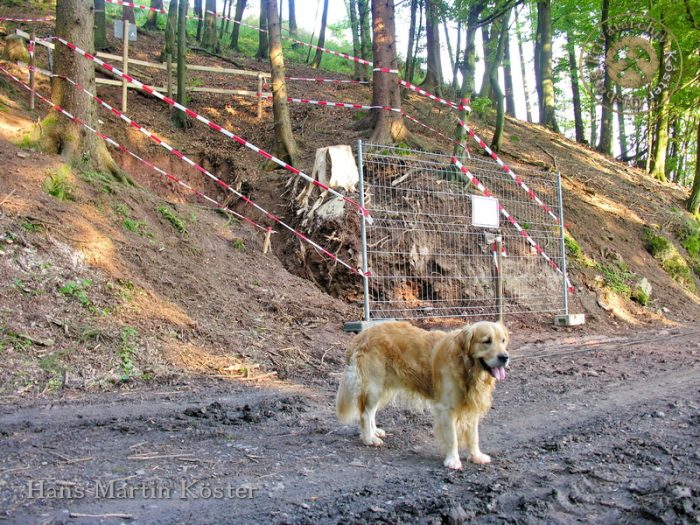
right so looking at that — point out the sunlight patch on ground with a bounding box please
[164,341,271,381]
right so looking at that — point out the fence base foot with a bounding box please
[343,319,397,334]
[553,314,586,327]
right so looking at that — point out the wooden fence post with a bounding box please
[28,31,35,111]
[122,19,129,113]
[257,73,263,119]
[166,52,172,99]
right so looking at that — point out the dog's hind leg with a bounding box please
[463,416,491,464]
[359,385,384,446]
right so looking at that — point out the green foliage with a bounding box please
[17,133,37,150]
[643,229,673,260]
[158,205,187,234]
[232,238,246,251]
[564,233,596,267]
[470,97,493,118]
[21,221,41,233]
[597,260,632,297]
[118,326,138,382]
[678,218,700,258]
[60,278,94,311]
[644,228,697,293]
[43,166,74,201]
[122,218,153,238]
[630,286,650,306]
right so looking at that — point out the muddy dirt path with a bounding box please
[1,327,699,524]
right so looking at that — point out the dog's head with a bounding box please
[459,321,510,382]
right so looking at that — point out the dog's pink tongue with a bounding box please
[493,367,507,382]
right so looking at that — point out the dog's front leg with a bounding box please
[436,411,462,469]
[464,417,491,464]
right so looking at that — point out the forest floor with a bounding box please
[1,13,699,525]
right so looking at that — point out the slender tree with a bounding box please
[452,20,462,92]
[489,10,511,151]
[44,0,126,182]
[358,0,371,81]
[503,25,515,116]
[535,0,559,132]
[406,0,424,85]
[616,86,628,158]
[257,3,269,60]
[566,31,585,143]
[175,0,188,128]
[265,0,299,166]
[162,0,178,60]
[194,0,204,42]
[202,0,220,52]
[310,0,329,68]
[421,0,443,94]
[349,0,364,80]
[229,0,248,51]
[687,121,700,214]
[224,0,234,32]
[597,0,613,155]
[404,0,419,83]
[94,0,109,51]
[144,0,163,30]
[650,35,672,181]
[289,0,298,36]
[514,8,532,123]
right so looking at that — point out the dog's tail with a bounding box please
[336,355,361,423]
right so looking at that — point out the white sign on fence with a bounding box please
[471,195,500,228]
[114,21,137,41]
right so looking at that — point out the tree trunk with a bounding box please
[514,8,532,123]
[202,0,219,52]
[616,85,628,158]
[536,0,559,132]
[407,0,424,85]
[229,0,247,51]
[589,98,598,145]
[94,0,109,51]
[443,17,456,90]
[566,31,585,144]
[503,25,515,117]
[265,0,299,167]
[421,0,443,94]
[358,0,371,81]
[225,0,233,32]
[349,0,363,80]
[219,0,228,37]
[288,0,297,36]
[366,0,407,144]
[404,0,418,83]
[175,0,188,128]
[667,119,678,182]
[257,3,269,60]
[687,120,700,214]
[452,21,462,92]
[122,6,136,23]
[478,24,492,100]
[162,0,178,60]
[144,0,163,30]
[194,0,204,42]
[45,0,125,182]
[650,35,672,181]
[490,10,510,152]
[452,1,484,159]
[310,0,329,68]
[597,0,613,155]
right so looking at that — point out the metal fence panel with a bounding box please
[359,142,567,321]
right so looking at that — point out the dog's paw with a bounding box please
[362,435,384,446]
[374,428,386,438]
[470,452,491,465]
[443,457,463,470]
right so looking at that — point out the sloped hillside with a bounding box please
[1,21,699,396]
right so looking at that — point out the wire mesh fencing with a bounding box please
[357,142,568,321]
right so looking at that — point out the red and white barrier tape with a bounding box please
[398,80,469,111]
[286,77,369,84]
[455,118,559,223]
[36,67,367,276]
[451,156,573,292]
[54,36,372,224]
[104,0,166,15]
[2,65,269,231]
[0,16,53,22]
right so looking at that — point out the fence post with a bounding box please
[357,139,370,322]
[257,73,263,119]
[121,19,129,113]
[28,31,35,111]
[557,172,569,315]
[166,52,172,99]
[497,232,504,323]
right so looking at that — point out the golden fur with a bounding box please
[336,321,510,469]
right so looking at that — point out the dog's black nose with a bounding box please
[497,354,509,365]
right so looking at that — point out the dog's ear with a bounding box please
[460,325,474,354]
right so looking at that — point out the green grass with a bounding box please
[43,166,74,201]
[21,221,42,233]
[157,205,187,234]
[122,218,153,238]
[60,278,94,311]
[678,218,700,259]
[597,260,633,297]
[232,238,245,251]
[644,228,697,293]
[118,326,138,382]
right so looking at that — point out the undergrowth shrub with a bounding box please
[644,228,696,293]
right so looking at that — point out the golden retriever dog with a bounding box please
[336,321,509,469]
